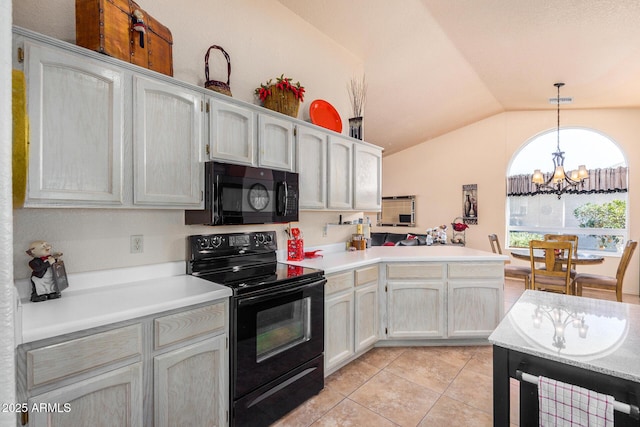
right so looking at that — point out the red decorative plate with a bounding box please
[309,99,342,133]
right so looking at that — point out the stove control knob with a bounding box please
[255,233,266,244]
[211,236,223,248]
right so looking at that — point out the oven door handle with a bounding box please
[237,278,326,307]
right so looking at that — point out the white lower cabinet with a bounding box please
[154,336,227,427]
[28,363,143,427]
[324,266,379,375]
[386,281,446,339]
[325,288,354,372]
[354,281,378,352]
[17,300,228,426]
[447,263,504,338]
[383,261,504,340]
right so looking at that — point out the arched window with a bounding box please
[506,128,628,254]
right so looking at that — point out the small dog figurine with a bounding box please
[26,241,63,302]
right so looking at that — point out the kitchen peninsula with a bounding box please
[286,245,509,373]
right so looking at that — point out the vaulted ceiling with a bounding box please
[277,0,640,155]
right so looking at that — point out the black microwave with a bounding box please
[185,162,299,225]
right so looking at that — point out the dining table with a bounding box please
[510,249,605,266]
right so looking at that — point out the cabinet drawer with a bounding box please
[386,263,444,279]
[154,302,226,350]
[325,271,354,295]
[448,263,503,279]
[355,266,378,286]
[27,324,142,389]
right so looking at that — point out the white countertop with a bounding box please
[285,245,508,274]
[16,262,231,345]
[489,290,640,383]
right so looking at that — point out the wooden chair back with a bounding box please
[616,240,638,283]
[544,234,578,253]
[529,240,574,294]
[488,234,503,254]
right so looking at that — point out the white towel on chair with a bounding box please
[538,376,614,427]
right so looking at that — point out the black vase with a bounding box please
[349,117,363,140]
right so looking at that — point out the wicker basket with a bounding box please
[204,45,232,97]
[263,85,300,118]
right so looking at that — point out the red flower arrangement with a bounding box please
[255,74,305,102]
[452,222,469,232]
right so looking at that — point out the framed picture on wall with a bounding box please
[463,184,478,225]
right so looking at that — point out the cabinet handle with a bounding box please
[17,47,24,63]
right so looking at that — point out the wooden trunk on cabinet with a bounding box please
[296,125,327,209]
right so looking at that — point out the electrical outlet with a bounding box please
[130,235,144,254]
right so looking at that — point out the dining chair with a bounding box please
[488,234,531,289]
[529,240,574,295]
[572,240,637,302]
[543,234,578,278]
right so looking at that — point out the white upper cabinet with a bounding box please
[23,41,125,206]
[296,125,327,209]
[327,136,353,210]
[353,144,382,211]
[258,114,295,171]
[133,76,203,207]
[208,98,255,165]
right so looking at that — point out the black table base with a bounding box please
[493,345,640,426]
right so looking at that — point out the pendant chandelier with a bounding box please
[531,83,588,199]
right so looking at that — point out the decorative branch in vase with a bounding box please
[347,74,367,140]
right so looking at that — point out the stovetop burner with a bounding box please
[187,231,324,296]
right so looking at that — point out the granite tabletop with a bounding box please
[489,290,640,383]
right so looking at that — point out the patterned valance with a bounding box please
[507,166,628,196]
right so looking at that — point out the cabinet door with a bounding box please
[24,41,124,206]
[386,281,446,338]
[28,363,143,427]
[258,114,294,171]
[447,280,503,338]
[355,282,378,352]
[353,144,382,211]
[327,136,353,209]
[208,98,255,165]
[297,125,327,209]
[154,335,227,427]
[325,291,354,373]
[133,76,203,207]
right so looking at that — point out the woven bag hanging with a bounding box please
[204,45,232,97]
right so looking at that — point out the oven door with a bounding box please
[232,277,325,399]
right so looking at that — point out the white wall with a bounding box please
[11,0,365,279]
[382,108,640,295]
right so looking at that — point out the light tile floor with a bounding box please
[272,280,640,427]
